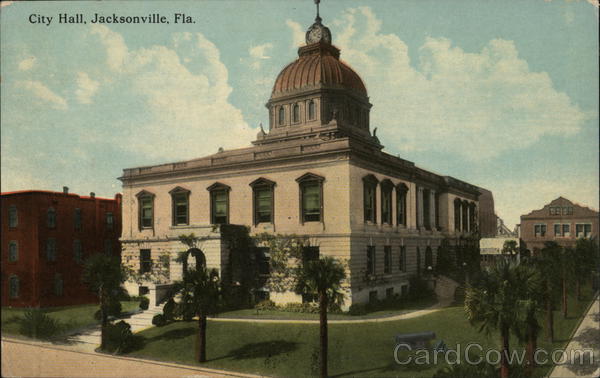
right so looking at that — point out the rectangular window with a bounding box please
[140,249,152,273]
[211,190,229,224]
[577,224,592,238]
[104,239,112,255]
[73,239,82,263]
[140,197,153,228]
[381,187,392,224]
[74,208,82,231]
[9,276,19,298]
[106,212,114,230]
[562,224,570,237]
[47,208,56,228]
[369,290,378,304]
[554,224,561,236]
[384,246,391,274]
[367,246,376,275]
[399,246,407,272]
[584,224,592,237]
[363,182,376,223]
[254,186,273,224]
[8,241,18,262]
[8,205,18,228]
[563,207,573,215]
[46,238,57,261]
[302,182,321,222]
[534,224,546,237]
[172,193,189,225]
[386,287,394,299]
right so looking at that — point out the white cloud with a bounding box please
[331,7,587,160]
[16,80,67,110]
[87,25,255,161]
[18,56,36,71]
[75,72,100,104]
[248,43,273,70]
[286,19,304,48]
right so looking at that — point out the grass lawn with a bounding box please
[1,301,140,337]
[215,297,438,321]
[126,287,596,377]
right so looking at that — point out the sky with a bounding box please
[1,0,598,228]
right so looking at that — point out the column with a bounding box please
[429,190,436,231]
[417,187,424,229]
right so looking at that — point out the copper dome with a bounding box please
[271,42,367,97]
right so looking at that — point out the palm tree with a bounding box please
[82,253,126,350]
[168,266,220,362]
[295,257,346,378]
[538,242,562,341]
[574,238,598,301]
[560,247,576,318]
[465,258,534,378]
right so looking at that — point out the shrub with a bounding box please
[152,314,167,327]
[103,321,135,354]
[139,297,149,310]
[348,303,367,316]
[408,275,434,301]
[283,302,319,313]
[162,298,176,321]
[255,299,276,311]
[19,308,62,340]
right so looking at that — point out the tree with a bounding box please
[82,253,127,350]
[538,242,563,341]
[501,240,518,257]
[560,247,577,318]
[295,257,346,378]
[465,258,535,378]
[168,267,220,362]
[573,238,598,301]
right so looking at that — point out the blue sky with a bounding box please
[1,0,598,227]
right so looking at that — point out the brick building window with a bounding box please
[363,175,378,223]
[576,224,592,238]
[207,183,230,225]
[9,275,19,298]
[74,208,82,231]
[140,249,152,273]
[136,191,155,229]
[367,246,376,275]
[250,178,275,225]
[54,274,64,296]
[381,180,393,225]
[563,224,571,237]
[554,224,561,236]
[73,239,82,263]
[8,205,18,228]
[8,241,18,262]
[384,246,392,274]
[297,173,324,223]
[47,207,56,228]
[563,207,573,215]
[106,212,114,230]
[46,238,57,261]
[169,187,190,226]
[399,245,407,272]
[534,224,547,237]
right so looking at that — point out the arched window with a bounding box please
[8,241,18,262]
[308,100,316,120]
[136,190,155,230]
[396,183,408,226]
[363,175,378,223]
[9,275,19,298]
[47,207,56,228]
[8,205,17,228]
[278,107,285,126]
[380,180,393,225]
[293,104,300,123]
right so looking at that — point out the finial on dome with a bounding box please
[314,0,321,23]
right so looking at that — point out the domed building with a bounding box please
[119,8,484,309]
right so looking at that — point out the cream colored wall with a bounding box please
[121,160,352,242]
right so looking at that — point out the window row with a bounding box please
[44,238,113,262]
[365,245,434,276]
[363,175,408,226]
[454,199,477,233]
[43,207,114,231]
[536,223,592,238]
[7,274,61,299]
[277,100,317,126]
[549,206,573,216]
[136,174,325,229]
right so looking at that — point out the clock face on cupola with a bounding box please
[305,0,332,44]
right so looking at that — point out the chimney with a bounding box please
[63,186,69,194]
[90,192,95,198]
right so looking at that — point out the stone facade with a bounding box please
[118,14,484,308]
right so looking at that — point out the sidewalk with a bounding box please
[1,337,257,378]
[549,295,600,378]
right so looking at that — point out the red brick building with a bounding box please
[520,197,598,253]
[1,188,122,307]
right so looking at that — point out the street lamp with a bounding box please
[462,261,469,286]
